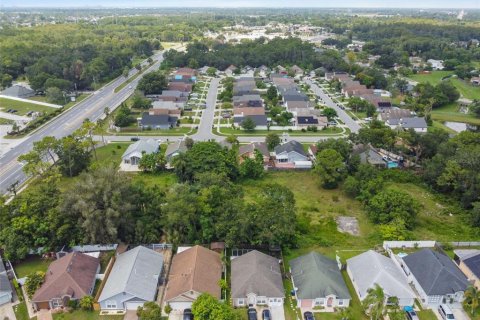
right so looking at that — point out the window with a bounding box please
[106,300,117,309]
[238,299,244,306]
[315,299,324,306]
[338,300,344,306]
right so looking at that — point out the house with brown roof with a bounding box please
[32,252,99,310]
[164,246,223,311]
[238,142,270,165]
[168,82,193,93]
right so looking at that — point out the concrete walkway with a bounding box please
[0,303,15,320]
[0,111,30,121]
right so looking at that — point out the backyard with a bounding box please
[13,255,50,278]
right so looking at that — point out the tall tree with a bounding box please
[362,284,385,320]
[315,149,346,189]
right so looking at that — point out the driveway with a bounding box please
[270,306,285,320]
[0,303,15,320]
[37,309,53,320]
[124,310,139,320]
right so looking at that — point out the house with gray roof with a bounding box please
[98,246,163,311]
[0,255,12,306]
[231,250,284,308]
[454,249,480,290]
[234,115,268,129]
[139,113,178,130]
[401,248,469,307]
[1,84,35,98]
[274,140,309,165]
[165,139,188,164]
[346,250,415,307]
[386,117,427,133]
[290,252,350,310]
[121,139,159,167]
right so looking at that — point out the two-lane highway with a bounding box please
[0,52,164,194]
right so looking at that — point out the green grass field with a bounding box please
[0,117,14,125]
[52,310,124,320]
[417,310,438,320]
[431,102,480,125]
[218,127,344,136]
[409,71,454,85]
[13,255,50,278]
[13,302,33,320]
[0,97,58,116]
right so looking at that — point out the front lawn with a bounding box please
[13,301,32,320]
[0,97,58,116]
[0,117,14,125]
[417,309,438,320]
[52,310,124,320]
[218,127,344,136]
[13,255,50,278]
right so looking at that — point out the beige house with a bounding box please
[454,249,480,289]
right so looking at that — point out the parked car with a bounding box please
[304,311,314,320]
[262,309,271,320]
[130,137,139,141]
[438,304,455,320]
[183,308,193,320]
[248,308,257,320]
[404,306,419,320]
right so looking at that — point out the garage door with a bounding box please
[125,301,145,310]
[169,301,192,311]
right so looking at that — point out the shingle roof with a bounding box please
[400,117,427,129]
[234,115,268,127]
[274,140,306,157]
[238,142,270,158]
[1,84,35,98]
[164,246,222,301]
[140,113,178,127]
[98,246,163,302]
[297,116,319,125]
[122,139,159,159]
[290,252,350,300]
[32,252,99,302]
[403,248,469,295]
[347,250,415,300]
[231,251,284,298]
[165,139,188,159]
[463,252,480,279]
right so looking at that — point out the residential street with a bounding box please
[304,78,361,134]
[0,52,164,194]
[191,77,220,141]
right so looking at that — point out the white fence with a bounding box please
[383,241,436,249]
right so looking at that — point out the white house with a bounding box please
[98,246,163,311]
[346,250,415,307]
[231,251,284,308]
[121,139,159,168]
[401,249,469,308]
[427,59,444,70]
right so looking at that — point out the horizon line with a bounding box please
[1,6,477,9]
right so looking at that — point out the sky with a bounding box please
[2,0,479,8]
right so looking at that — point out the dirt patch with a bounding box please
[335,216,360,236]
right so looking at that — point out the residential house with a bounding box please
[427,59,445,70]
[285,101,312,111]
[274,140,311,169]
[233,94,263,108]
[296,115,327,129]
[238,142,270,164]
[148,108,182,117]
[98,246,164,311]
[168,82,193,93]
[454,250,480,289]
[121,139,160,167]
[174,68,197,82]
[165,139,188,163]
[471,77,480,86]
[234,115,268,130]
[152,101,185,110]
[276,65,287,74]
[401,248,469,307]
[139,113,178,130]
[346,250,415,307]
[233,107,266,118]
[157,90,188,102]
[32,252,99,310]
[1,84,35,98]
[164,246,223,311]
[353,145,387,168]
[225,65,238,77]
[378,108,413,123]
[290,252,351,310]
[290,65,304,77]
[231,251,284,307]
[0,255,12,306]
[308,144,318,162]
[387,117,427,133]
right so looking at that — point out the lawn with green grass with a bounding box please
[0,97,58,116]
[409,71,454,85]
[13,301,33,320]
[430,120,457,134]
[218,127,344,136]
[52,310,124,320]
[94,142,131,167]
[13,255,50,278]
[417,309,438,320]
[0,117,13,125]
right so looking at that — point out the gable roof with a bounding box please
[122,139,159,160]
[234,115,268,127]
[1,84,35,98]
[274,140,306,157]
[164,246,222,301]
[403,248,469,295]
[165,139,188,158]
[297,116,319,125]
[32,252,99,302]
[238,142,270,158]
[231,251,284,298]
[140,113,178,127]
[290,252,350,300]
[347,250,415,300]
[98,246,163,302]
[399,117,428,129]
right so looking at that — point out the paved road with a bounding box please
[304,78,361,134]
[191,77,220,141]
[0,52,164,194]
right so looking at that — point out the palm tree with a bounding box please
[362,284,385,320]
[464,286,480,316]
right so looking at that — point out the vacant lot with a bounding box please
[0,97,57,116]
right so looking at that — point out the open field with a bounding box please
[0,97,57,116]
[409,71,453,85]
